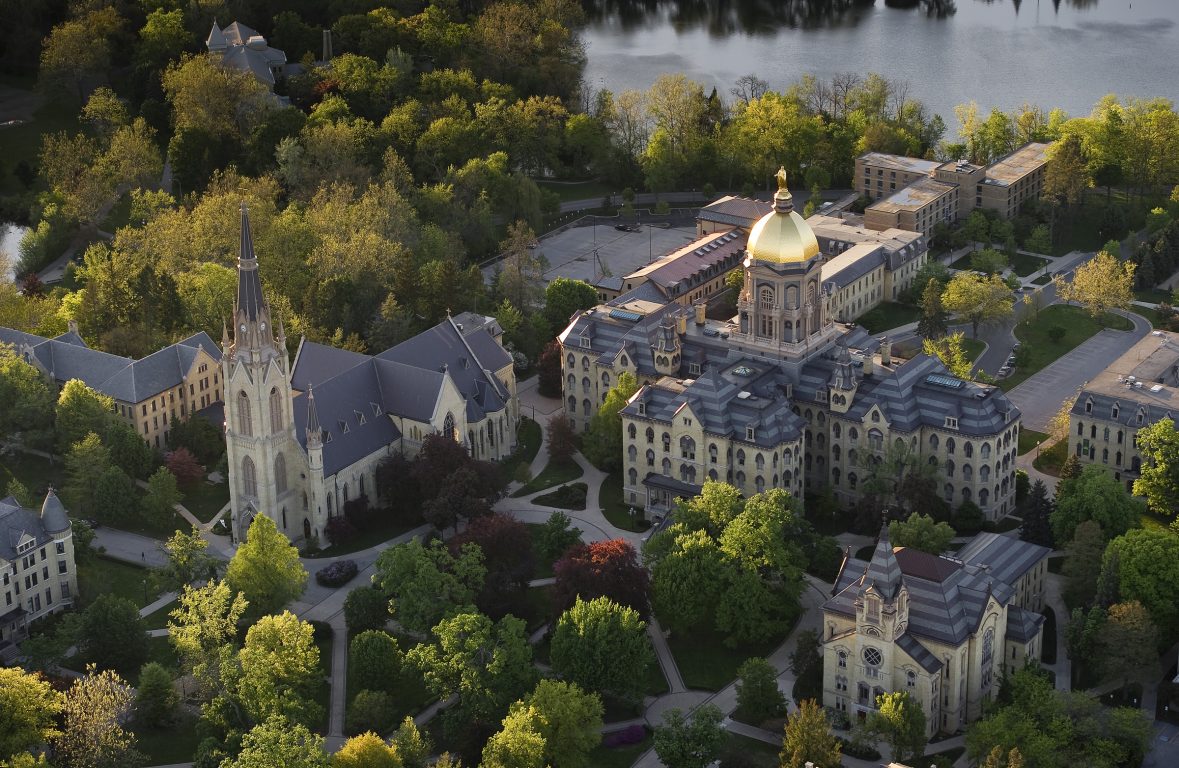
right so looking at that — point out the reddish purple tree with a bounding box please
[450,513,536,619]
[553,539,650,619]
[165,446,204,487]
[537,340,563,397]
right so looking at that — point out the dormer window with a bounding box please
[746,426,755,441]
[354,410,366,425]
[1137,410,1145,424]
[371,402,382,417]
[944,417,958,429]
[1112,403,1119,419]
[339,420,349,434]
[579,337,590,349]
[689,362,701,375]
[1085,399,1093,414]
[637,402,646,416]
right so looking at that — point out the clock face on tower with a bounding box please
[240,324,247,333]
[261,322,266,332]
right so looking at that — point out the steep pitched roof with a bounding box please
[863,524,903,599]
[236,204,266,321]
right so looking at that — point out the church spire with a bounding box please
[305,384,322,448]
[236,202,266,322]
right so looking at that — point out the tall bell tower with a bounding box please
[223,203,303,544]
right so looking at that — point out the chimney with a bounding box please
[879,336,892,367]
[322,28,333,61]
[863,352,875,377]
[694,302,706,325]
[676,312,687,335]
[67,319,78,335]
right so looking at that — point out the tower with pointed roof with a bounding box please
[223,203,305,544]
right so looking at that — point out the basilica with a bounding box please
[223,206,519,545]
[558,173,1023,521]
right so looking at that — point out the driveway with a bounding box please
[1007,310,1151,432]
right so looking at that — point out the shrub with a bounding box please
[346,689,396,735]
[324,515,358,545]
[1047,325,1066,343]
[344,586,389,634]
[316,559,358,587]
[601,725,647,748]
[837,735,881,760]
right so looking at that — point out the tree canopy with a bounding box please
[226,514,308,619]
[550,596,652,702]
[941,272,1014,338]
[1132,417,1179,517]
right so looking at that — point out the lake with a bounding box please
[581,0,1179,124]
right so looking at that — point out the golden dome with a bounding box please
[746,170,820,265]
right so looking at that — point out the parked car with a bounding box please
[615,223,640,232]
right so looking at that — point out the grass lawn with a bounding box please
[1032,440,1068,477]
[1135,287,1172,303]
[180,477,230,523]
[1139,510,1171,532]
[1132,305,1168,328]
[132,712,202,765]
[1032,274,1052,285]
[500,417,541,484]
[0,82,81,197]
[510,458,583,497]
[1017,429,1049,456]
[304,510,423,559]
[1001,305,1133,390]
[589,732,653,768]
[962,336,986,362]
[142,599,177,631]
[533,482,587,510]
[856,301,922,334]
[599,471,652,532]
[0,451,66,499]
[310,621,333,735]
[949,252,977,271]
[535,178,615,204]
[77,555,160,608]
[1011,252,1049,277]
[143,634,181,680]
[723,733,780,766]
[666,624,789,692]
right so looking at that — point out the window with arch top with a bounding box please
[269,387,283,432]
[274,453,287,495]
[237,391,252,436]
[241,456,257,498]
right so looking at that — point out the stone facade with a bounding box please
[822,529,1049,736]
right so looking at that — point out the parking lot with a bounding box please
[483,221,701,287]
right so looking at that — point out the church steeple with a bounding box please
[305,384,322,448]
[230,202,280,363]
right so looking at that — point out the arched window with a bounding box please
[237,391,252,436]
[582,377,590,393]
[833,423,841,439]
[274,453,287,494]
[946,437,955,455]
[628,424,636,439]
[566,353,575,368]
[849,427,859,440]
[628,468,637,485]
[567,396,576,412]
[646,427,654,444]
[755,453,765,470]
[963,464,973,481]
[708,469,718,481]
[269,387,283,433]
[965,442,974,458]
[709,444,718,463]
[581,357,589,371]
[945,459,955,478]
[646,449,655,467]
[735,471,746,487]
[602,372,611,388]
[981,442,991,459]
[868,429,883,451]
[662,457,672,474]
[848,472,858,490]
[930,434,939,450]
[443,412,456,440]
[833,468,841,485]
[980,488,990,506]
[242,456,257,498]
[737,449,746,466]
[662,432,671,452]
[628,445,637,462]
[755,475,765,493]
[980,465,990,482]
[981,629,994,688]
[567,373,575,390]
[680,436,696,460]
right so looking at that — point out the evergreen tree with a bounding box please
[1019,480,1054,548]
[916,278,948,340]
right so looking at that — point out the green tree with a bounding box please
[1052,465,1141,543]
[0,346,55,448]
[391,717,431,768]
[672,481,745,536]
[92,465,138,524]
[161,527,219,588]
[349,631,402,695]
[222,714,328,768]
[650,528,726,632]
[652,704,726,768]
[373,539,485,634]
[972,248,1008,275]
[142,466,182,524]
[1104,527,1179,640]
[226,514,308,619]
[735,657,785,723]
[134,662,177,728]
[1132,417,1179,517]
[237,612,323,729]
[780,699,841,768]
[331,731,401,768]
[922,332,974,380]
[1045,133,1091,208]
[581,371,639,471]
[407,612,536,728]
[38,9,120,102]
[56,380,115,452]
[1055,249,1135,323]
[1026,224,1052,255]
[496,221,548,311]
[941,272,1014,338]
[163,53,272,142]
[168,579,248,698]
[1096,601,1159,689]
[64,432,113,516]
[962,210,991,249]
[0,667,63,759]
[481,706,546,768]
[80,594,149,676]
[543,277,598,335]
[343,587,389,635]
[916,278,948,340]
[52,666,144,768]
[533,511,582,563]
[521,679,603,768]
[550,596,652,702]
[137,9,191,70]
[1019,480,1055,548]
[346,690,396,736]
[1062,520,1108,610]
[888,512,956,554]
[868,690,926,764]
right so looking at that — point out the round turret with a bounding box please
[40,488,71,535]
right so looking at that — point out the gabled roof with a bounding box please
[863,523,903,599]
[0,493,62,560]
[896,632,942,673]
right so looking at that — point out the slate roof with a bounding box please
[1071,330,1179,427]
[1006,606,1045,644]
[623,230,746,301]
[698,196,771,230]
[825,531,1048,648]
[207,21,287,87]
[290,316,512,476]
[822,242,885,291]
[896,632,942,673]
[0,327,220,404]
[237,205,266,321]
[0,494,57,561]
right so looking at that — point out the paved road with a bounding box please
[1007,309,1151,432]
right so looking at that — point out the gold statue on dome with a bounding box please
[776,166,788,190]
